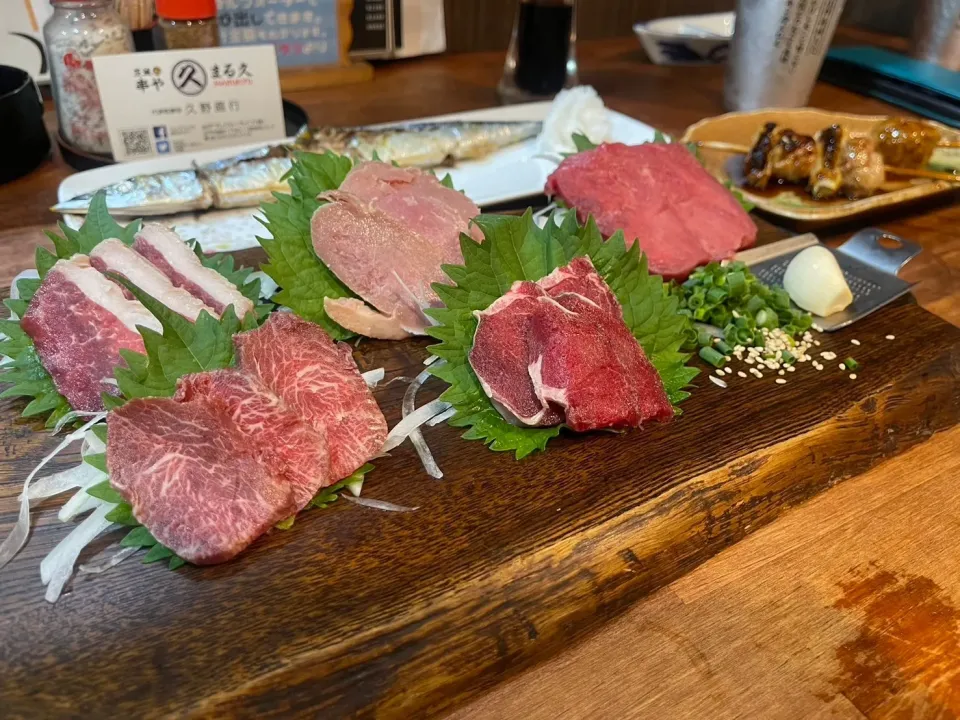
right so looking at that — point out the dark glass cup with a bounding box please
[498,0,578,103]
[0,65,51,185]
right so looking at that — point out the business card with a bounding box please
[93,45,285,162]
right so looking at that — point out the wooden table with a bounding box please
[1,33,959,719]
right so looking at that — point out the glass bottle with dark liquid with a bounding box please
[499,0,578,103]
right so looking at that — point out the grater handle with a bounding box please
[835,228,922,277]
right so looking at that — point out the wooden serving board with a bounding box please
[1,239,959,719]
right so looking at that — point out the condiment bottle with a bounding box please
[156,0,220,49]
[43,0,134,156]
[498,0,578,103]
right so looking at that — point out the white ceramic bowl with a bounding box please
[633,12,735,65]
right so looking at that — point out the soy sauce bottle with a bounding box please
[498,0,578,103]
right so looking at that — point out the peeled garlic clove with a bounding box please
[782,246,853,317]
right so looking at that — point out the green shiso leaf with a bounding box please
[112,276,251,401]
[257,151,358,339]
[425,211,697,459]
[83,452,108,474]
[85,478,124,504]
[276,463,375,529]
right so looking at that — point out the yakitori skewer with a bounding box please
[695,121,960,201]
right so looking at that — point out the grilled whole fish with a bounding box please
[53,120,542,216]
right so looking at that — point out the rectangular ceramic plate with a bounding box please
[56,103,657,252]
[681,107,960,224]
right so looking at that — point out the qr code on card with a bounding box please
[120,128,152,157]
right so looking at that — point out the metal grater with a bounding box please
[733,228,922,331]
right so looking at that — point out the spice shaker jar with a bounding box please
[157,0,220,49]
[43,0,134,156]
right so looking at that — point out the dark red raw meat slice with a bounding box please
[21,256,159,412]
[545,143,757,280]
[469,257,672,432]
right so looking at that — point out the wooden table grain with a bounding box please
[0,33,958,720]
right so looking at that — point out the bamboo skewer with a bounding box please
[694,140,960,184]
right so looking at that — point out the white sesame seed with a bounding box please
[786,365,796,372]
[850,339,861,346]
[724,355,732,361]
[814,340,821,346]
[815,364,823,371]
[778,369,785,376]
[745,357,755,364]
[885,334,895,340]
[849,373,857,380]
[755,372,764,378]
[776,378,787,385]
[839,363,846,370]
[737,371,747,378]
[709,375,728,388]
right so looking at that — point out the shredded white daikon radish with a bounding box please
[427,407,456,427]
[362,368,385,388]
[25,462,100,502]
[383,398,452,454]
[58,476,108,522]
[400,365,447,478]
[54,410,108,435]
[79,545,138,575]
[341,495,418,512]
[0,413,106,571]
[41,504,117,603]
[82,428,106,456]
[422,355,439,366]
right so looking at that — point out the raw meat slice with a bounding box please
[234,313,387,481]
[89,238,217,321]
[468,285,563,427]
[323,297,413,340]
[174,370,330,503]
[311,191,446,338]
[106,314,387,564]
[310,161,483,340]
[21,256,161,411]
[132,223,254,318]
[469,257,672,432]
[108,396,308,565]
[545,143,757,280]
[340,162,484,250]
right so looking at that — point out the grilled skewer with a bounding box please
[700,120,959,200]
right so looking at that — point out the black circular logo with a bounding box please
[171,60,207,96]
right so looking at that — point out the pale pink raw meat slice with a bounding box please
[21,256,160,411]
[90,238,217,320]
[311,190,446,338]
[132,223,253,318]
[340,162,483,250]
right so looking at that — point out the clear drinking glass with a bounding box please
[498,0,578,104]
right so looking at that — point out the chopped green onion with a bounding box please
[714,340,733,355]
[781,350,795,365]
[755,308,779,330]
[726,271,746,297]
[745,295,766,314]
[697,329,714,347]
[706,286,727,305]
[843,357,860,371]
[699,346,726,368]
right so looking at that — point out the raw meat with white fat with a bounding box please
[311,162,481,339]
[90,238,217,320]
[545,143,757,280]
[107,313,387,564]
[21,256,161,411]
[235,312,387,481]
[132,223,254,318]
[469,257,672,432]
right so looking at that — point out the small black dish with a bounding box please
[0,65,51,184]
